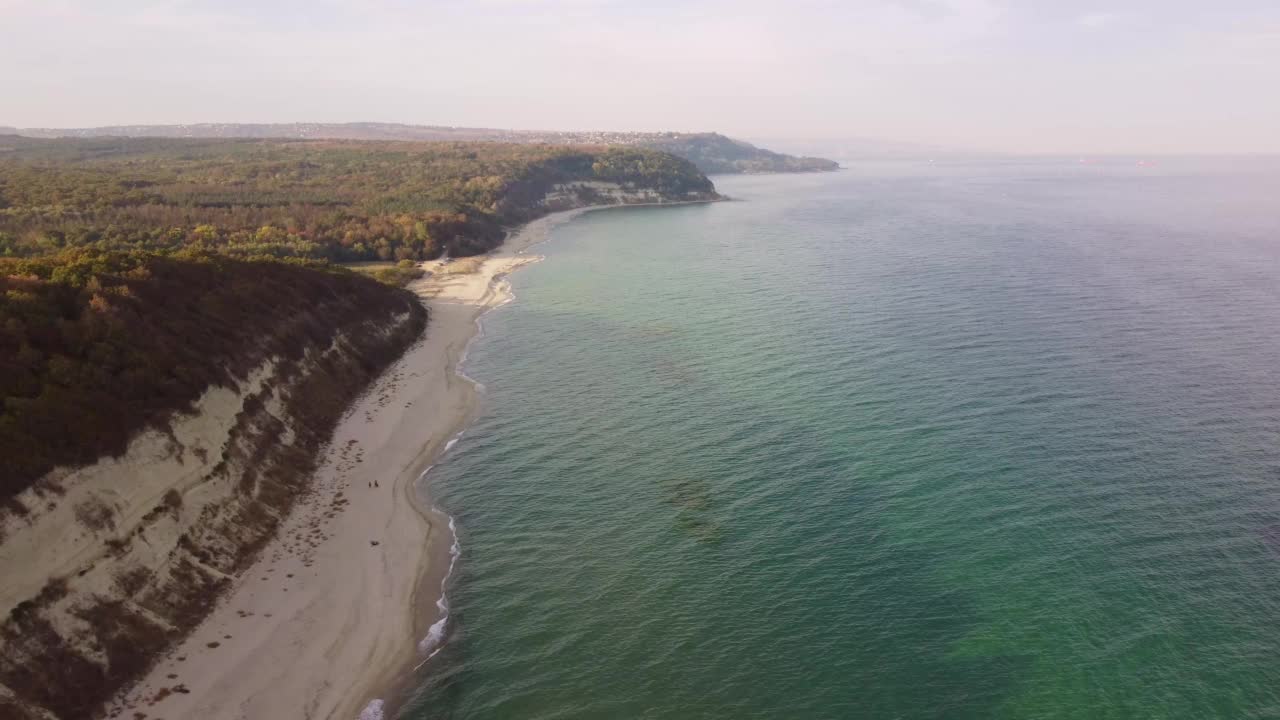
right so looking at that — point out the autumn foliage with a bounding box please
[0,249,425,504]
[0,136,716,262]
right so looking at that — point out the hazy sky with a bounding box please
[3,0,1279,153]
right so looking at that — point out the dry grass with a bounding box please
[436,256,486,275]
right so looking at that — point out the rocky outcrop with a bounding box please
[0,310,425,720]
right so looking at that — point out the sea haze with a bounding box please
[404,158,1280,718]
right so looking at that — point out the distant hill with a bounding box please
[643,133,839,174]
[10,123,840,175]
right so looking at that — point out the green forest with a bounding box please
[0,136,717,263]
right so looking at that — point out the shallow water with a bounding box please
[403,159,1280,719]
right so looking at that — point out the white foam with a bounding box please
[418,615,448,655]
[357,699,384,720]
[405,214,580,673]
[414,511,462,669]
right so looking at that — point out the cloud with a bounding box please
[1075,11,1126,29]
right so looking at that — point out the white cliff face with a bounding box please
[541,182,712,211]
[0,311,421,720]
[0,360,278,622]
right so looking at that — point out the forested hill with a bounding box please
[0,250,426,503]
[642,133,838,174]
[9,123,840,175]
[0,136,719,262]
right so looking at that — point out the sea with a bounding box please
[401,158,1280,719]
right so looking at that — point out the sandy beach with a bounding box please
[112,208,592,720]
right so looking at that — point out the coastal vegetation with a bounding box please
[0,248,426,505]
[5,123,841,175]
[350,259,427,287]
[0,136,718,263]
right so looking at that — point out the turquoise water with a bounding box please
[404,160,1280,719]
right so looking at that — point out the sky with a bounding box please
[3,0,1279,154]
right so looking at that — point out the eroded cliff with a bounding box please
[0,254,426,720]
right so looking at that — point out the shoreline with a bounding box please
[111,200,714,720]
[367,199,726,717]
[364,206,607,719]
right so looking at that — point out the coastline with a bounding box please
[362,206,603,719]
[111,202,706,720]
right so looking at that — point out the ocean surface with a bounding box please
[403,159,1280,719]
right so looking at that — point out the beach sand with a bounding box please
[112,208,591,720]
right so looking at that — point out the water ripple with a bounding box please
[404,162,1280,720]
